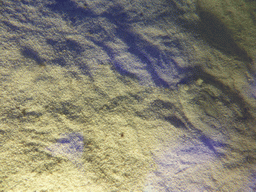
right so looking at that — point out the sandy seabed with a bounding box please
[1,0,256,191]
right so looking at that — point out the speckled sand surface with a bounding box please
[1,0,256,191]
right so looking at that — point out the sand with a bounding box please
[1,0,256,191]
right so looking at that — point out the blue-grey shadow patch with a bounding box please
[145,140,219,191]
[57,133,84,153]
[45,132,84,171]
[46,0,94,24]
[21,46,45,65]
[249,171,256,191]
